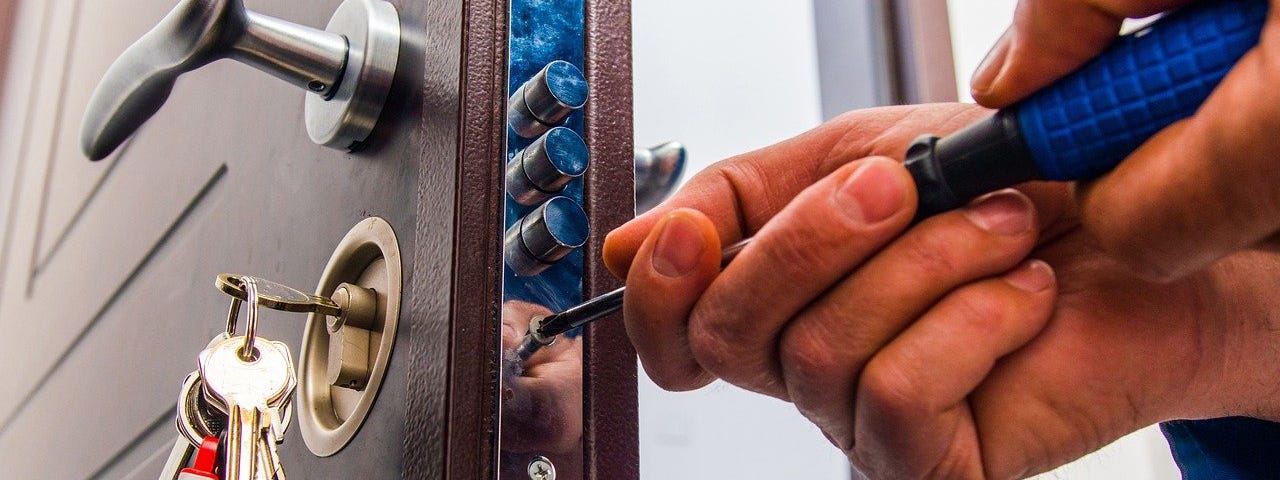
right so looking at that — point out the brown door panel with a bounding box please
[0,0,637,476]
[34,0,183,263]
[0,0,457,476]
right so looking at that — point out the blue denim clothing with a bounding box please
[1163,417,1280,479]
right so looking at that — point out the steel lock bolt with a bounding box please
[507,60,589,138]
[325,282,378,391]
[507,127,590,206]
[504,197,590,277]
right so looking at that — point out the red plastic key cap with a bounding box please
[178,435,220,480]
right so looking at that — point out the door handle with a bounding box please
[80,0,400,160]
[634,141,687,213]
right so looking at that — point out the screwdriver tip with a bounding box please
[512,316,557,363]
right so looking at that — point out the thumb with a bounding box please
[1077,31,1280,280]
[971,0,1191,107]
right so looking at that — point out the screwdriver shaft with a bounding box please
[533,238,751,339]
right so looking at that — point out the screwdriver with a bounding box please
[513,0,1269,362]
[514,240,749,361]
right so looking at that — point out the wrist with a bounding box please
[1176,251,1280,422]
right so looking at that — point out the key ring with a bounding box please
[224,296,241,338]
[220,275,264,361]
[239,276,261,361]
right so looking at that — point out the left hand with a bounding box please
[970,0,1280,281]
[603,104,1280,478]
[500,300,583,454]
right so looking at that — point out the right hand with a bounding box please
[603,103,1280,477]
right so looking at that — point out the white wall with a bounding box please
[632,1,850,479]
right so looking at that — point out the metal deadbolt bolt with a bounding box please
[507,60,589,138]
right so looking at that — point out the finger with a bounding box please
[972,0,1191,107]
[1077,30,1280,280]
[852,260,1056,478]
[778,189,1039,450]
[684,157,915,399]
[604,104,991,278]
[623,208,722,391]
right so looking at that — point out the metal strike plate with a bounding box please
[499,0,589,477]
[297,217,402,457]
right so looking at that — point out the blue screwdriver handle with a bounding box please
[1017,0,1269,181]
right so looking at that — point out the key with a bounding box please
[191,370,294,447]
[158,434,220,480]
[158,437,196,480]
[177,371,226,446]
[204,275,296,479]
[177,436,221,480]
[198,335,295,480]
[216,274,341,317]
[256,423,286,480]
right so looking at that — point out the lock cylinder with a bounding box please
[508,60,589,138]
[507,127,590,206]
[505,196,590,276]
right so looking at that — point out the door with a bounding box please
[0,0,637,477]
[0,0,460,477]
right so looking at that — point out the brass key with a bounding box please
[199,335,294,479]
[216,273,341,317]
[200,277,296,480]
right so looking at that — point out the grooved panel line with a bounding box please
[0,164,228,435]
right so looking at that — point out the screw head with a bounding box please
[527,456,556,480]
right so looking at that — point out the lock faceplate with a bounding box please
[297,217,402,457]
[498,0,588,477]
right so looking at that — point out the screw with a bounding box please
[527,456,556,480]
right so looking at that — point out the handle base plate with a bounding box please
[304,0,401,150]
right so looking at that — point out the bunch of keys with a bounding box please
[161,275,315,480]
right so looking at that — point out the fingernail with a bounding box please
[834,159,906,225]
[1005,260,1054,292]
[652,213,707,277]
[971,29,1013,96]
[964,189,1033,235]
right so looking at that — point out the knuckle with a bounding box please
[859,356,928,418]
[779,326,845,387]
[900,227,962,278]
[944,288,1008,336]
[686,311,742,375]
[719,159,789,227]
[760,225,838,275]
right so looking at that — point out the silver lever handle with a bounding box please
[81,0,400,160]
[634,141,687,214]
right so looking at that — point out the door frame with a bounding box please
[417,1,637,478]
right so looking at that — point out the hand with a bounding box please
[500,300,583,454]
[604,104,1280,477]
[970,0,1280,281]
